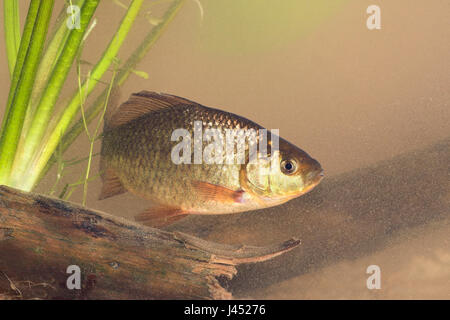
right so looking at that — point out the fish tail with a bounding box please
[103,86,122,131]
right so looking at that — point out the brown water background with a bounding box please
[0,0,449,299]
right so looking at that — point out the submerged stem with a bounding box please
[81,64,116,206]
[23,0,146,190]
[0,0,54,184]
[3,0,21,77]
[23,1,85,136]
[39,0,187,186]
[8,0,100,189]
[17,1,85,175]
[0,0,39,141]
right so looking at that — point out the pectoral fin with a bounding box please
[192,181,245,203]
[135,205,188,228]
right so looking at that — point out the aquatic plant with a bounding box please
[0,0,185,194]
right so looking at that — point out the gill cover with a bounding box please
[242,149,307,200]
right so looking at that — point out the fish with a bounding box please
[99,91,324,227]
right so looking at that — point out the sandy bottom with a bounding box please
[246,220,450,299]
[167,139,450,299]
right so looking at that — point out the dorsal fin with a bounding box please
[106,91,199,128]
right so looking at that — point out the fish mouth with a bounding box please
[270,169,324,201]
[301,169,324,195]
[314,169,325,183]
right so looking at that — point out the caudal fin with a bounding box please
[103,86,122,131]
[98,168,127,200]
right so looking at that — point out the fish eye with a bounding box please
[281,159,296,175]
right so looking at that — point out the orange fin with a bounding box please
[135,205,188,228]
[103,86,122,128]
[192,181,245,203]
[98,168,127,200]
[107,91,199,128]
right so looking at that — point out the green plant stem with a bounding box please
[81,68,116,206]
[60,171,102,200]
[26,1,85,127]
[3,0,21,77]
[48,137,65,196]
[21,0,147,191]
[18,1,85,161]
[0,0,54,184]
[1,0,39,139]
[39,0,186,185]
[9,0,100,188]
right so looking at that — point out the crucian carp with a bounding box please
[100,91,323,227]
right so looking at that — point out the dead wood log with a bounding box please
[0,186,299,300]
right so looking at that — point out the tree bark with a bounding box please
[0,186,299,300]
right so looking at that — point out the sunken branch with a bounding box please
[0,186,298,299]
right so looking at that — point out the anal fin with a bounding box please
[98,168,127,200]
[135,205,188,228]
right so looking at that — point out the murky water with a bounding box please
[0,0,449,299]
